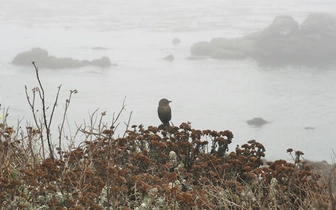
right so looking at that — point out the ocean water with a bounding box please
[1,0,336,162]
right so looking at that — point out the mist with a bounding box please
[1,0,336,162]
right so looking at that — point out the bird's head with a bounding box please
[158,98,172,106]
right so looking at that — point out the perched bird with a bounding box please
[158,98,172,126]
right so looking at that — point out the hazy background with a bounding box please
[1,0,336,162]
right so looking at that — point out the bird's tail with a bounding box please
[163,122,170,126]
[159,122,171,130]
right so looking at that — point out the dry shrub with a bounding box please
[0,120,331,209]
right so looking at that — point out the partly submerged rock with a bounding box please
[190,13,336,67]
[186,55,209,60]
[12,48,112,69]
[163,54,175,61]
[92,46,108,50]
[190,41,214,57]
[246,117,269,126]
[172,37,181,45]
[304,127,315,130]
[90,56,111,67]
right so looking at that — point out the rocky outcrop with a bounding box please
[190,13,336,66]
[12,48,112,69]
[172,38,181,45]
[246,117,269,126]
[163,54,175,61]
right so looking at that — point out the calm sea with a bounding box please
[1,0,336,162]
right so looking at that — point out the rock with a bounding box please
[12,48,112,69]
[92,46,108,50]
[172,38,181,45]
[212,49,247,60]
[190,13,336,67]
[304,127,315,130]
[163,54,175,61]
[258,15,299,37]
[186,56,209,60]
[246,117,269,126]
[90,56,112,68]
[190,41,214,57]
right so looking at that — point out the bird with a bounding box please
[157,98,172,126]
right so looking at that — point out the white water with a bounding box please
[1,0,336,162]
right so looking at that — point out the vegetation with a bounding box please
[0,63,335,209]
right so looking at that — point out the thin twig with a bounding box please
[32,61,54,160]
[25,84,45,159]
[111,96,127,128]
[58,89,77,160]
[328,164,336,210]
[122,111,133,138]
[48,85,62,129]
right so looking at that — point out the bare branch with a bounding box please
[122,111,133,138]
[328,164,336,210]
[111,96,127,133]
[58,89,77,160]
[48,84,62,129]
[31,62,54,160]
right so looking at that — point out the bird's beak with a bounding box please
[169,101,172,103]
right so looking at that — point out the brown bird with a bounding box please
[158,98,172,126]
